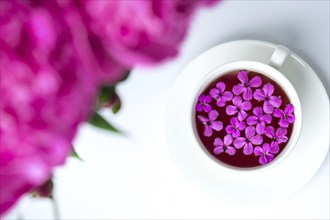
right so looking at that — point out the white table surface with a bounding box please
[4,1,329,219]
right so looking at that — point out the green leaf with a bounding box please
[89,111,120,133]
[112,98,121,114]
[98,85,115,106]
[71,147,83,161]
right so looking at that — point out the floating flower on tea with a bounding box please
[213,134,236,156]
[232,70,262,100]
[274,104,295,128]
[209,82,233,107]
[226,96,252,121]
[265,126,288,154]
[254,143,275,165]
[254,83,282,114]
[233,126,263,155]
[197,110,223,137]
[225,117,246,138]
[246,107,272,134]
[196,94,212,113]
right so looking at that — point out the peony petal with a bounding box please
[204,104,212,113]
[265,126,275,138]
[209,88,220,98]
[254,89,265,101]
[243,143,253,155]
[216,97,226,107]
[287,114,295,123]
[243,87,253,100]
[269,96,282,108]
[250,134,263,145]
[260,114,272,124]
[263,83,274,96]
[285,104,295,114]
[222,91,233,101]
[259,155,268,165]
[273,109,284,118]
[232,96,242,107]
[233,137,246,149]
[245,126,256,139]
[249,76,262,88]
[270,142,279,154]
[247,116,258,125]
[224,134,233,146]
[226,146,236,155]
[216,82,226,93]
[196,103,204,112]
[279,118,289,128]
[263,101,274,114]
[233,84,245,95]
[204,126,213,137]
[238,70,249,83]
[213,146,224,155]
[226,105,238,115]
[254,146,264,156]
[213,138,223,147]
[211,121,223,131]
[208,110,219,121]
[256,122,266,134]
[241,100,252,110]
[238,122,246,130]
[253,107,263,118]
[232,130,240,138]
[276,127,288,137]
[238,110,248,121]
[197,115,208,123]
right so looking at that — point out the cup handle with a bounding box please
[268,45,290,70]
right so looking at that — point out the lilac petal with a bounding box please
[224,134,233,146]
[273,109,284,118]
[265,126,275,138]
[269,96,282,108]
[263,143,271,153]
[237,70,249,83]
[232,130,240,138]
[287,114,295,123]
[226,125,235,134]
[216,97,226,107]
[277,136,288,144]
[247,116,258,125]
[263,101,274,114]
[238,111,248,121]
[216,82,226,93]
[259,155,268,165]
[249,76,262,88]
[226,146,236,155]
[263,83,274,96]
[279,118,289,128]
[205,95,212,103]
[204,104,212,113]
[222,91,233,101]
[232,96,242,107]
[243,143,253,155]
[211,121,223,131]
[243,87,253,100]
[254,146,264,156]
[204,126,213,137]
[213,146,224,155]
[276,127,288,137]
[197,115,208,123]
[209,88,220,98]
[233,137,246,149]
[241,101,252,110]
[250,135,263,145]
[285,104,295,114]
[233,84,245,95]
[199,94,206,102]
[253,89,265,101]
[237,122,246,130]
[266,154,274,163]
[260,114,272,124]
[270,142,279,154]
[256,122,266,134]
[196,103,204,112]
[226,105,238,115]
[253,107,263,118]
[230,117,239,126]
[245,126,256,139]
[213,138,223,147]
[208,110,219,121]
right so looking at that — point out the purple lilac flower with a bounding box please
[254,143,275,165]
[233,126,263,155]
[246,107,272,134]
[226,96,252,121]
[274,104,295,128]
[196,94,212,113]
[265,126,288,154]
[254,83,282,114]
[197,110,223,137]
[232,70,262,100]
[210,82,233,107]
[225,117,246,138]
[213,134,236,156]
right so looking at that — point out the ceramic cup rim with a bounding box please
[191,60,303,172]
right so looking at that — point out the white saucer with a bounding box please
[164,40,329,202]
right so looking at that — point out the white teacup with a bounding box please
[192,45,302,171]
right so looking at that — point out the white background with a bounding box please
[4,1,329,219]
